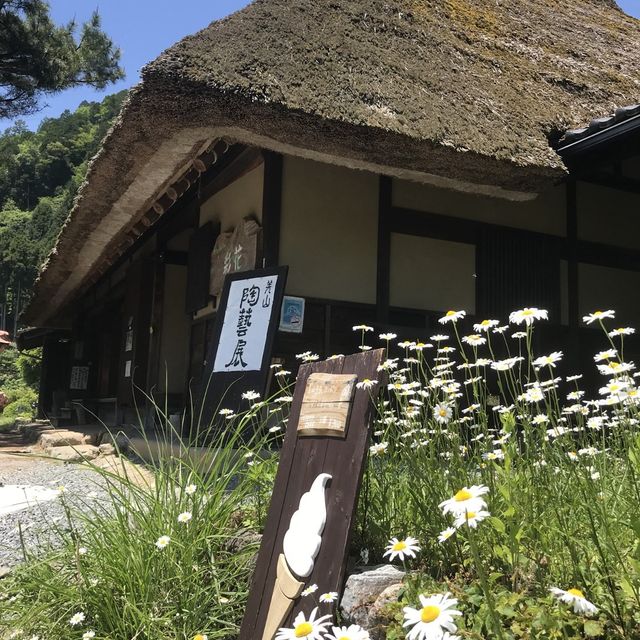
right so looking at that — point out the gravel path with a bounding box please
[0,459,110,568]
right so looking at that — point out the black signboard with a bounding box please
[196,266,288,428]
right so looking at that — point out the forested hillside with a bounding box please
[0,90,127,332]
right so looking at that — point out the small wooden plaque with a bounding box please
[298,373,357,437]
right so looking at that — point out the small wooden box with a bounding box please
[297,372,358,437]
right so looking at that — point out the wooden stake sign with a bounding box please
[239,348,385,640]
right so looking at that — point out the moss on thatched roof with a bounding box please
[23,0,640,325]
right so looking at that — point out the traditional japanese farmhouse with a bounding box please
[20,0,640,425]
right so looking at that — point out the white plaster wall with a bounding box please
[279,156,378,303]
[390,234,476,313]
[158,265,190,393]
[199,164,264,230]
[392,179,567,236]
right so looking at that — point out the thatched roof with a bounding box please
[23,0,640,325]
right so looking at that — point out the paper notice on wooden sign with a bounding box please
[70,366,89,390]
[213,274,278,372]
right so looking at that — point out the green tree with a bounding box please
[0,90,127,331]
[0,0,124,119]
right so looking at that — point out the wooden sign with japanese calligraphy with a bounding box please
[239,348,384,640]
[210,218,262,297]
[196,266,287,425]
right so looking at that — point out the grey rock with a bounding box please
[0,566,11,579]
[39,430,88,448]
[367,583,405,639]
[47,444,99,462]
[340,564,405,629]
[98,443,116,456]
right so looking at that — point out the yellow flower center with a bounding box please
[338,637,350,640]
[454,489,472,502]
[392,540,407,551]
[466,511,476,520]
[523,309,534,315]
[439,409,448,417]
[595,310,602,315]
[421,605,441,623]
[446,310,456,316]
[194,635,206,640]
[567,588,585,599]
[295,622,314,637]
[481,320,490,326]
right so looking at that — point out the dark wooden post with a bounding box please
[376,176,392,323]
[262,152,283,268]
[567,179,579,365]
[240,348,384,639]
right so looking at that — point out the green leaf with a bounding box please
[489,516,506,534]
[583,620,604,637]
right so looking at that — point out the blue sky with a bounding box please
[7,0,640,132]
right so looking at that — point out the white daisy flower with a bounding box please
[473,319,499,332]
[438,527,456,544]
[597,361,635,376]
[241,390,260,401]
[369,442,389,456]
[319,591,338,603]
[78,546,88,555]
[430,334,449,342]
[594,349,618,362]
[82,632,96,640]
[185,484,197,495]
[509,307,548,325]
[301,584,319,597]
[69,612,86,626]
[491,357,521,371]
[325,624,370,640]
[433,403,452,424]
[566,374,583,382]
[352,325,374,332]
[439,310,466,324]
[155,535,171,550]
[532,414,549,425]
[275,607,332,640]
[609,327,635,337]
[403,592,462,639]
[511,331,527,339]
[533,351,563,368]
[550,587,598,615]
[453,509,490,529]
[356,378,378,390]
[275,369,291,377]
[177,511,192,524]
[440,485,489,516]
[462,334,486,346]
[383,536,421,562]
[583,310,615,325]
[379,332,397,341]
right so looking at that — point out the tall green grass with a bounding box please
[355,311,640,638]
[0,393,286,640]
